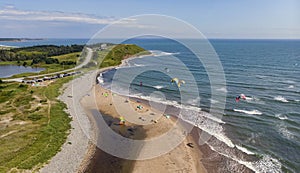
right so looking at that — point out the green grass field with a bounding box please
[51,52,80,62]
[100,44,150,68]
[0,44,148,172]
[0,77,72,172]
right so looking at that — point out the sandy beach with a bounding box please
[41,52,207,172]
[80,77,207,173]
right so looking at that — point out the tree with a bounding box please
[0,44,84,62]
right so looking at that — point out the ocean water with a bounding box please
[99,38,300,173]
[0,38,89,47]
[0,38,122,47]
[3,38,299,172]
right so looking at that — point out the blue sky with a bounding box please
[0,0,299,38]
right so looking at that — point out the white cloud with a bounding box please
[0,7,184,38]
[0,6,117,24]
[0,6,156,30]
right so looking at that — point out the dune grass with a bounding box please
[0,77,72,172]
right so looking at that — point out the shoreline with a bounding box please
[81,82,207,173]
[41,53,208,172]
[84,57,258,172]
[79,54,208,172]
[39,50,143,172]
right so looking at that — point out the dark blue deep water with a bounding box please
[99,38,300,173]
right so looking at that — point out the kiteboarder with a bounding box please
[171,78,185,87]
[235,96,241,102]
[236,94,247,102]
[240,94,246,100]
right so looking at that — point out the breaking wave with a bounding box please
[133,63,145,67]
[233,109,262,115]
[236,145,255,155]
[153,85,165,89]
[276,123,294,141]
[275,114,288,120]
[208,144,282,173]
[274,96,289,103]
[216,87,228,93]
[151,50,180,57]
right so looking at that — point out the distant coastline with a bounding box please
[0,38,44,42]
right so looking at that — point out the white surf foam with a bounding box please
[209,99,219,104]
[138,95,205,114]
[244,96,253,100]
[274,96,289,103]
[244,96,265,104]
[151,50,180,57]
[236,145,255,155]
[208,144,282,173]
[277,123,294,141]
[275,114,288,120]
[153,85,164,89]
[252,155,282,173]
[103,82,245,158]
[117,89,231,154]
[104,84,280,170]
[286,80,295,84]
[128,93,227,126]
[133,63,145,67]
[184,116,233,147]
[288,85,294,89]
[97,76,104,84]
[186,97,201,106]
[233,109,262,115]
[216,87,228,93]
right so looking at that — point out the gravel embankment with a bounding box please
[40,70,98,173]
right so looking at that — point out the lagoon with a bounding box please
[0,65,45,78]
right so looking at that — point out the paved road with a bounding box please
[2,47,93,82]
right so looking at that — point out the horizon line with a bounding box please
[1,37,300,40]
